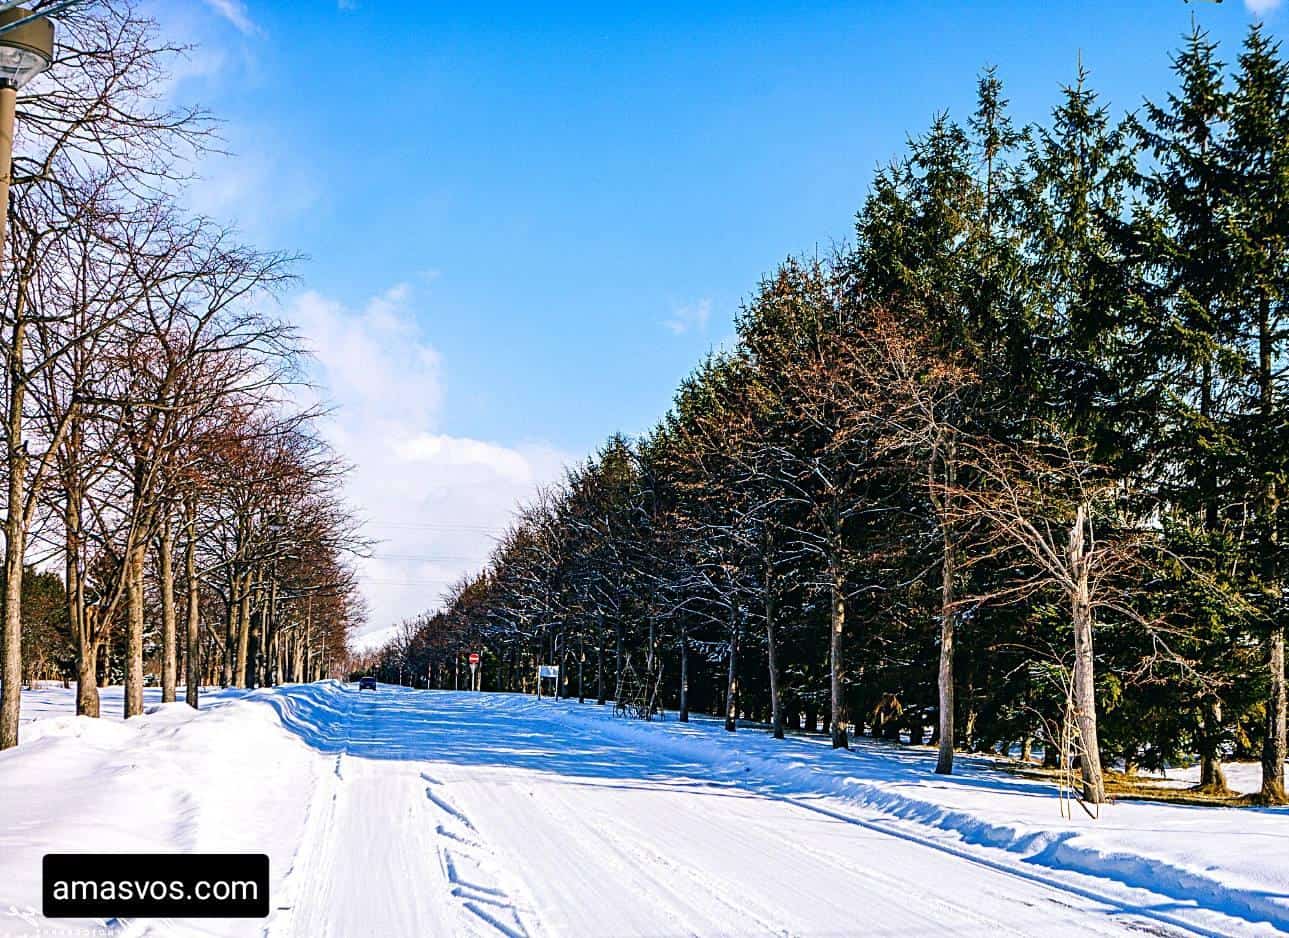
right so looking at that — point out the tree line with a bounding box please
[371,25,1288,806]
[0,1,365,748]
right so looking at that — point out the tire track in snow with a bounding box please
[763,793,1207,938]
[729,792,1041,938]
[263,686,542,938]
[425,779,477,831]
[262,693,354,938]
[564,775,1050,938]
[423,772,536,938]
[533,783,794,938]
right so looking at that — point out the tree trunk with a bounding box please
[596,626,606,705]
[245,598,260,691]
[1123,749,1139,777]
[614,622,623,702]
[222,587,236,688]
[678,620,690,723]
[158,516,177,703]
[1042,725,1060,768]
[964,707,980,750]
[124,540,146,718]
[724,603,740,732]
[263,575,278,687]
[765,586,783,740]
[1257,295,1286,804]
[646,616,655,676]
[935,536,955,774]
[236,572,252,688]
[67,479,98,718]
[185,500,200,708]
[0,512,23,747]
[303,596,313,686]
[75,634,100,718]
[0,530,22,747]
[829,556,848,750]
[933,439,957,773]
[1263,624,1287,804]
[553,630,564,699]
[1069,505,1105,804]
[1197,698,1230,794]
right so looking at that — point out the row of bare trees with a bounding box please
[0,2,365,748]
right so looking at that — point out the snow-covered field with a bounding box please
[2,682,1286,937]
[19,683,177,724]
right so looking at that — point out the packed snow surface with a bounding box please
[2,682,1286,937]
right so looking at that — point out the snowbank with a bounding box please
[17,683,169,725]
[0,686,325,937]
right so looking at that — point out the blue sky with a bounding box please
[164,0,1281,641]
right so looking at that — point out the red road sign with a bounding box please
[469,653,480,665]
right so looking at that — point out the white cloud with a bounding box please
[287,284,574,647]
[394,435,536,483]
[350,624,399,653]
[143,3,316,237]
[183,129,321,239]
[663,298,712,336]
[201,0,260,36]
[1247,0,1282,13]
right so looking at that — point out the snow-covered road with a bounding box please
[255,686,1228,938]
[4,682,1286,937]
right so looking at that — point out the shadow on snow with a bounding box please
[234,681,1289,936]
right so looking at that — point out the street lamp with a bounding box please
[0,6,53,274]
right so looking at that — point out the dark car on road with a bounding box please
[358,676,377,691]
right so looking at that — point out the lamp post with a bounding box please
[0,7,52,274]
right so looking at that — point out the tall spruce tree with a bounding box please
[1226,24,1289,804]
[1137,23,1245,795]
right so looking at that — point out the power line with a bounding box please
[367,553,481,563]
[363,578,462,587]
[365,521,499,532]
